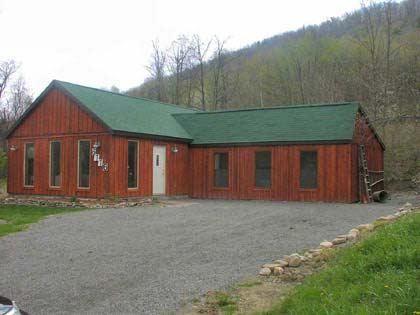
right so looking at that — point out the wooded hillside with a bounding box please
[128,0,420,189]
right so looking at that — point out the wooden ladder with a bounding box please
[359,145,372,203]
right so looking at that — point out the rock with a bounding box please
[346,233,357,240]
[332,237,347,245]
[337,234,351,240]
[259,267,272,276]
[288,254,302,267]
[309,248,321,253]
[309,251,320,258]
[274,259,289,267]
[403,202,413,209]
[0,219,7,224]
[377,214,397,222]
[262,263,281,271]
[273,266,284,275]
[349,228,360,236]
[320,241,333,249]
[308,249,321,258]
[357,223,374,231]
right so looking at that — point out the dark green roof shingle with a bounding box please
[56,80,196,140]
[174,103,359,145]
[7,80,363,146]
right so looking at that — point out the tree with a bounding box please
[209,36,230,109]
[146,40,167,102]
[6,77,31,120]
[0,60,18,100]
[167,36,193,105]
[192,35,212,110]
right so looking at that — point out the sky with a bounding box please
[1,0,369,97]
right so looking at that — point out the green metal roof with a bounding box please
[173,102,360,145]
[55,80,196,140]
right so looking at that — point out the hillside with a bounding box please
[128,0,420,188]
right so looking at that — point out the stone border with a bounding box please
[259,202,415,278]
[0,196,153,209]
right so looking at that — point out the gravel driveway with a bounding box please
[0,197,415,314]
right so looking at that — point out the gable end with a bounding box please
[6,82,111,138]
[6,81,111,138]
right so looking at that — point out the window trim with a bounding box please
[49,140,62,189]
[77,139,91,190]
[127,140,139,190]
[299,150,319,191]
[212,151,230,189]
[23,142,35,188]
[254,150,272,190]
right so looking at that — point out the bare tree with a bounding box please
[146,40,167,102]
[210,36,229,109]
[192,35,212,110]
[7,77,32,120]
[0,60,18,100]
[353,0,384,120]
[167,36,193,105]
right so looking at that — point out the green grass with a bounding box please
[0,204,88,237]
[214,292,238,314]
[237,281,263,288]
[258,213,420,315]
[0,177,7,194]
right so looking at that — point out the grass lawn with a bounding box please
[0,204,88,238]
[259,213,420,315]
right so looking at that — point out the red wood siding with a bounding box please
[7,88,111,198]
[351,113,385,200]
[9,88,107,137]
[110,136,190,198]
[189,144,354,202]
[7,135,112,198]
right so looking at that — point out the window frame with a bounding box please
[127,140,139,189]
[49,140,62,189]
[212,151,230,189]
[77,139,91,190]
[299,150,318,190]
[254,150,272,189]
[23,142,35,188]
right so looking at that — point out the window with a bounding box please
[128,141,138,188]
[213,152,229,187]
[300,151,318,189]
[255,151,271,188]
[50,141,61,187]
[78,140,90,188]
[24,143,34,186]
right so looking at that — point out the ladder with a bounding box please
[359,145,372,203]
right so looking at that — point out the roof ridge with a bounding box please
[53,80,200,112]
[173,102,358,116]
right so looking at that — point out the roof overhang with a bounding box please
[189,139,353,147]
[357,105,386,151]
[111,130,192,143]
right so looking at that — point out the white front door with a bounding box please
[153,145,166,195]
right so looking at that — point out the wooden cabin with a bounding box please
[6,80,385,202]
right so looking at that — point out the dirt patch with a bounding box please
[179,276,297,315]
[235,278,295,314]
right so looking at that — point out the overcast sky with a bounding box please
[1,0,369,97]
